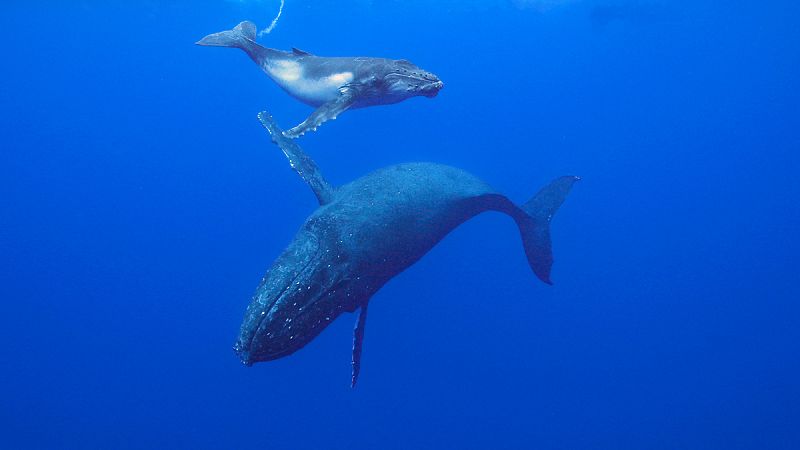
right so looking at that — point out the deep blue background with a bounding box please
[2,1,799,448]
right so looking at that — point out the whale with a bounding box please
[234,112,579,386]
[197,22,443,138]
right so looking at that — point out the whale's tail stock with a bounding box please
[196,21,257,49]
[517,176,580,285]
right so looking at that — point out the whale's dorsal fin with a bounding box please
[351,303,369,388]
[257,111,335,205]
[292,47,313,56]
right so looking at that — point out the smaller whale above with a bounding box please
[197,21,444,138]
[233,111,579,386]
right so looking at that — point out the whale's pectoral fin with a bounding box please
[257,111,335,204]
[350,303,369,388]
[284,86,359,139]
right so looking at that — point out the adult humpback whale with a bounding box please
[197,21,443,138]
[234,111,579,386]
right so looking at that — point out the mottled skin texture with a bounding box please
[237,163,513,360]
[232,112,579,386]
[197,21,443,137]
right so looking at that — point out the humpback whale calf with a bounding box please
[197,22,443,138]
[235,112,579,386]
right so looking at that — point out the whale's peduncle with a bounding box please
[195,21,284,71]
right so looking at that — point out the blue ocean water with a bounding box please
[2,1,799,448]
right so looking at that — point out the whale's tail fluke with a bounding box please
[517,176,580,285]
[196,21,257,48]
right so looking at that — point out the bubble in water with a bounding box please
[259,0,285,36]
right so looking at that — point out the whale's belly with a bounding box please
[264,59,354,106]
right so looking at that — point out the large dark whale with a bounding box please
[197,21,443,138]
[235,112,579,386]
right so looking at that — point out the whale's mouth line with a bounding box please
[391,74,439,84]
[237,288,288,364]
[252,275,348,360]
[245,282,291,355]
[240,237,322,361]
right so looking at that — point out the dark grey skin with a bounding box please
[234,112,579,387]
[197,21,443,138]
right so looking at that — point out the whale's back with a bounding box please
[335,163,496,221]
[305,163,498,279]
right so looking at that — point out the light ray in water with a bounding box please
[259,0,284,36]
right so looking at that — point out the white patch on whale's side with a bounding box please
[326,72,353,86]
[295,71,353,104]
[266,60,354,105]
[268,60,302,82]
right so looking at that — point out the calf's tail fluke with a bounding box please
[518,176,580,285]
[196,21,257,48]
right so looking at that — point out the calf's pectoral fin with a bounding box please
[350,303,369,388]
[283,86,359,138]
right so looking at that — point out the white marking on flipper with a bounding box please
[283,85,359,138]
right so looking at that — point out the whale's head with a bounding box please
[385,59,443,99]
[233,228,358,366]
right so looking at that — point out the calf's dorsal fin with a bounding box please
[257,111,335,205]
